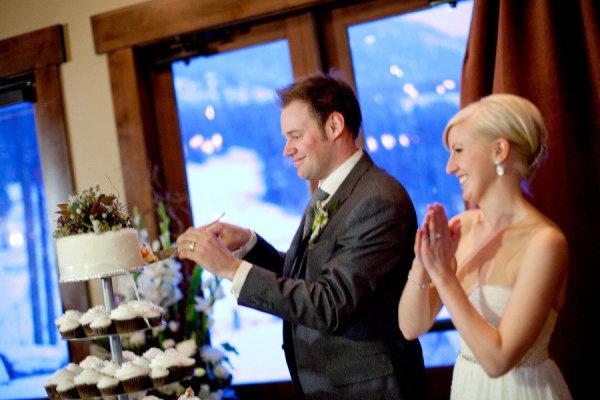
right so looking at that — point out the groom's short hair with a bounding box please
[276,73,362,139]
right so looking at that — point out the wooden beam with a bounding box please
[0,25,65,77]
[107,48,158,236]
[91,0,338,54]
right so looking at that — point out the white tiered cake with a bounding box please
[52,185,144,282]
[56,228,143,282]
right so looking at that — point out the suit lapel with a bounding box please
[311,153,374,240]
[286,153,375,279]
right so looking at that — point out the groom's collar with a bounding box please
[319,149,363,205]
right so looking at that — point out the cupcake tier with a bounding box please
[57,373,194,400]
[63,320,165,342]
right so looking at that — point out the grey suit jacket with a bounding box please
[239,153,427,399]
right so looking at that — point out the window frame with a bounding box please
[0,25,89,362]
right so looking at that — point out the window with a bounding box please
[346,1,473,367]
[0,94,66,400]
[0,25,82,399]
[172,39,300,384]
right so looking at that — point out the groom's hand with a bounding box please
[176,226,242,280]
[207,222,252,251]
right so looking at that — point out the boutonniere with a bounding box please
[309,200,340,244]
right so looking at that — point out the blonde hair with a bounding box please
[443,94,547,182]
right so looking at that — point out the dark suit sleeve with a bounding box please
[244,234,286,275]
[238,179,416,334]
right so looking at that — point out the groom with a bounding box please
[177,74,427,399]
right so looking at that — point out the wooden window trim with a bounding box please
[0,25,89,361]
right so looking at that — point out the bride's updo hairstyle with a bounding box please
[443,94,548,183]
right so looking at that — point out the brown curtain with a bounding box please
[461,0,599,397]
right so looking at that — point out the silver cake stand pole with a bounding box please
[101,276,128,400]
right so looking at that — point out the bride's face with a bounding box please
[446,119,495,205]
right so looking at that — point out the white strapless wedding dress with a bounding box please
[450,286,572,400]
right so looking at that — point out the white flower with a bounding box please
[200,345,225,363]
[194,296,213,314]
[163,338,175,349]
[128,331,146,347]
[168,320,179,332]
[309,200,329,244]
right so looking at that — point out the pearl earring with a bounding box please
[495,159,504,176]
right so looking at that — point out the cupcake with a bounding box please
[44,369,72,399]
[100,361,120,377]
[89,312,115,336]
[143,396,165,400]
[64,362,83,376]
[150,366,169,388]
[79,305,107,336]
[79,355,106,371]
[177,387,201,400]
[74,368,103,398]
[129,300,165,327]
[149,350,180,383]
[55,310,84,339]
[142,347,163,361]
[111,303,146,333]
[56,374,79,399]
[115,361,151,392]
[97,374,122,396]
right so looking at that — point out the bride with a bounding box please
[398,94,572,399]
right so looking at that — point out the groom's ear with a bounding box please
[326,112,345,139]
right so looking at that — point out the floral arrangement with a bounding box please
[53,185,132,238]
[115,202,235,399]
[309,199,339,244]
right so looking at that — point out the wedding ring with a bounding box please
[188,241,196,252]
[430,233,441,241]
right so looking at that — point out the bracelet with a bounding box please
[407,277,431,289]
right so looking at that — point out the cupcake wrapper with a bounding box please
[147,316,163,327]
[57,386,80,399]
[82,324,94,337]
[167,365,195,382]
[60,325,85,339]
[121,374,152,392]
[91,323,116,337]
[151,375,169,388]
[98,381,123,396]
[114,317,146,333]
[76,383,102,398]
[44,384,58,399]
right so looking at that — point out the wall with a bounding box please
[0,0,147,305]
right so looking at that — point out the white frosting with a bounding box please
[55,310,82,331]
[56,228,143,282]
[90,313,112,329]
[56,374,75,391]
[111,304,137,320]
[150,366,169,379]
[64,363,83,375]
[79,355,106,370]
[74,368,103,385]
[142,347,163,360]
[129,300,164,318]
[80,305,106,325]
[115,361,150,381]
[47,369,71,385]
[149,352,179,369]
[100,362,119,377]
[97,375,120,389]
[122,350,138,362]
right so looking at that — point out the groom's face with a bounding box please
[281,100,334,181]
